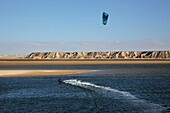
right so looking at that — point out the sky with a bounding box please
[0,0,170,54]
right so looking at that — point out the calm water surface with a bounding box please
[0,64,170,113]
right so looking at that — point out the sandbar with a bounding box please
[0,70,90,77]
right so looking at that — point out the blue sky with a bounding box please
[0,0,170,54]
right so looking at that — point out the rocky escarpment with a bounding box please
[25,51,170,59]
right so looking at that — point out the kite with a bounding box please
[102,12,109,25]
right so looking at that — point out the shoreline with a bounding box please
[0,60,170,65]
[0,69,90,77]
[0,60,169,77]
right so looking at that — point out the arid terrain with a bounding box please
[0,51,169,77]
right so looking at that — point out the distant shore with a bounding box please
[0,59,170,65]
[0,59,170,77]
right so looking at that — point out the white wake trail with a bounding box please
[63,79,136,99]
[63,79,167,113]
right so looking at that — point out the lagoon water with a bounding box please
[0,64,170,113]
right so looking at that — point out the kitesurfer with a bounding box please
[58,79,62,83]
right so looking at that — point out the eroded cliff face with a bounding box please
[25,51,170,59]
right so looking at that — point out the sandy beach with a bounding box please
[0,69,90,77]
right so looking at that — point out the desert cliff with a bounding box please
[25,51,170,59]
